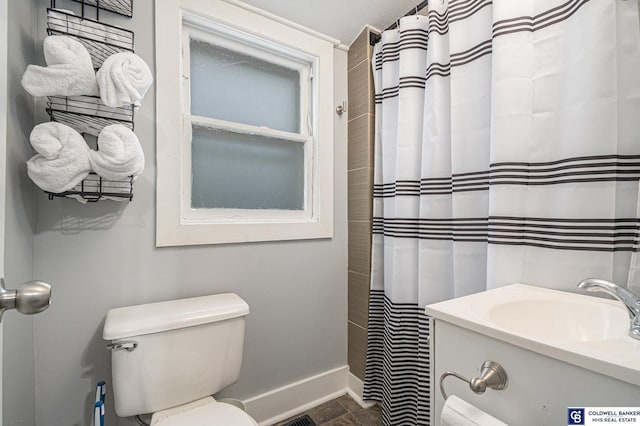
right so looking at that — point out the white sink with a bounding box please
[426,283,640,386]
[488,298,628,342]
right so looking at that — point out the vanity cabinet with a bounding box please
[429,319,640,425]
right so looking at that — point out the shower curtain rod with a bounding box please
[370,0,429,46]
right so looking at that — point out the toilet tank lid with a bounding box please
[103,293,250,340]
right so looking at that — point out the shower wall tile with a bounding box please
[348,321,368,381]
[348,26,374,385]
[348,28,372,72]
[348,114,374,171]
[348,271,369,328]
[348,60,374,120]
[348,168,372,222]
[348,221,371,276]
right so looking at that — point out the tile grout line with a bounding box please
[348,320,367,332]
[348,270,370,279]
[347,111,372,124]
[347,166,373,173]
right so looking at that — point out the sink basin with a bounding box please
[488,298,628,342]
[426,283,640,386]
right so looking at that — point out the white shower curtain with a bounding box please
[363,0,640,424]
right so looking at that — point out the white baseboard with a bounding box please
[346,373,376,409]
[244,365,349,426]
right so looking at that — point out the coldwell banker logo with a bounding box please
[568,407,640,424]
[568,408,585,425]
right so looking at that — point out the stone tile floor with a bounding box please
[273,394,382,426]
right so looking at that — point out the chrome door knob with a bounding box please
[16,280,52,314]
[0,278,51,321]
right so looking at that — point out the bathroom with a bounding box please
[1,0,639,425]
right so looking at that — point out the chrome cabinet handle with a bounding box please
[0,278,52,321]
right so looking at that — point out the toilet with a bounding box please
[102,293,258,425]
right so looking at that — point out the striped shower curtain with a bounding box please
[363,0,640,424]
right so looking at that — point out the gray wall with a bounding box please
[3,0,37,425]
[32,1,348,425]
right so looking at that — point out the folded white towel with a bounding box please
[89,124,144,180]
[27,122,92,193]
[96,52,152,107]
[441,396,508,426]
[22,35,99,97]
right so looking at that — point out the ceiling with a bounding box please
[236,0,421,46]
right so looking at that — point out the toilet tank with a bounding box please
[103,293,250,417]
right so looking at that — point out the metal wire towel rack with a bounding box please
[44,0,136,202]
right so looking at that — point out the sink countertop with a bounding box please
[425,283,640,387]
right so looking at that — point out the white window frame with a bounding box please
[156,0,334,246]
[182,18,314,222]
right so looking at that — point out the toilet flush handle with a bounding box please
[107,341,138,352]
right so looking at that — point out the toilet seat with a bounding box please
[150,397,258,425]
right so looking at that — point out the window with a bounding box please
[156,1,335,246]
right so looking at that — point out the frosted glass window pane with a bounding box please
[191,127,304,210]
[190,39,301,133]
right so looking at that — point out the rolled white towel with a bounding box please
[96,52,152,107]
[27,122,92,193]
[89,124,144,180]
[21,35,99,97]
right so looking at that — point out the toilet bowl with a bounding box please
[151,397,257,425]
[103,293,258,424]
